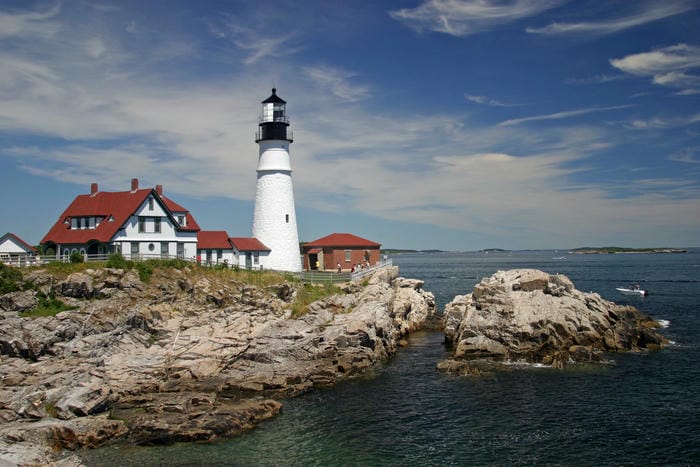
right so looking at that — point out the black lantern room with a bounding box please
[255,88,293,143]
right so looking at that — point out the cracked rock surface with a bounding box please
[0,265,436,465]
[439,269,665,375]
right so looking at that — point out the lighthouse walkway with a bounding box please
[299,258,393,284]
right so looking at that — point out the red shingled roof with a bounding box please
[197,231,232,249]
[162,196,200,231]
[230,237,270,252]
[304,233,380,248]
[41,187,200,245]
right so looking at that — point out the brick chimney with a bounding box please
[90,183,98,195]
[131,178,139,191]
[156,184,163,196]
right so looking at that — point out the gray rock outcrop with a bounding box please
[439,269,665,375]
[0,264,436,465]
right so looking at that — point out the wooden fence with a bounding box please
[3,254,393,284]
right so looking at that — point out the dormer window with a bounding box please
[178,215,185,226]
[67,216,100,229]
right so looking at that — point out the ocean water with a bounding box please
[83,250,700,466]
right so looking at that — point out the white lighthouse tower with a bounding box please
[252,88,302,272]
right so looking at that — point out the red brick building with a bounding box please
[301,233,381,271]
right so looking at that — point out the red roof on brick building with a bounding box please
[230,237,270,252]
[303,233,380,248]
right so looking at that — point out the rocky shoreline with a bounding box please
[0,265,436,465]
[0,265,666,465]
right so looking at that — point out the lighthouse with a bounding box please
[252,88,302,272]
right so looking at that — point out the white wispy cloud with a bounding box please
[499,105,631,127]
[622,113,700,130]
[213,15,301,65]
[464,93,514,107]
[527,1,693,35]
[389,0,562,37]
[0,1,61,39]
[234,34,298,66]
[610,43,700,93]
[669,147,700,164]
[302,66,372,102]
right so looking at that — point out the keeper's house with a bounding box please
[1,232,38,265]
[41,179,200,260]
[301,233,381,271]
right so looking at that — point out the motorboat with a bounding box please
[616,285,648,296]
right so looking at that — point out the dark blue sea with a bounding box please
[83,250,700,466]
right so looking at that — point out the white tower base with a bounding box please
[252,170,301,272]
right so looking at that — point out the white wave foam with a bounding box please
[502,360,552,369]
[658,319,670,328]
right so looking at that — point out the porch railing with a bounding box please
[298,258,393,284]
[350,258,393,282]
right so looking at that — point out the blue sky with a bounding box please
[1,0,699,251]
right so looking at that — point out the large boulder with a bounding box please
[439,269,666,375]
[0,290,38,313]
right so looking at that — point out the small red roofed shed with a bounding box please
[301,233,381,271]
[230,237,270,269]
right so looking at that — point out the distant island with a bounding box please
[381,247,689,255]
[570,247,687,254]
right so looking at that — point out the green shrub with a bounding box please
[106,252,131,269]
[0,263,22,294]
[158,258,189,270]
[214,262,229,271]
[135,261,154,282]
[69,251,84,263]
[291,282,342,317]
[21,294,75,318]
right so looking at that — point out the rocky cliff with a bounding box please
[0,264,435,465]
[438,269,665,375]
